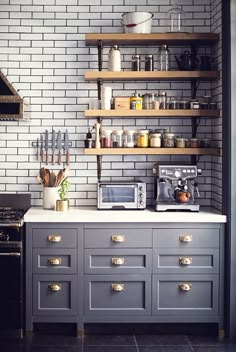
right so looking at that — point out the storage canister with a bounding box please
[108,45,121,71]
[101,129,112,148]
[162,132,175,147]
[150,132,161,147]
[175,137,185,148]
[130,93,143,110]
[158,91,167,109]
[145,54,154,71]
[132,55,141,71]
[190,138,199,148]
[123,130,136,147]
[137,129,149,147]
[200,138,211,148]
[111,130,123,148]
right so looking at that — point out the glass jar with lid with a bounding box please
[157,45,170,71]
[130,93,143,110]
[111,130,123,148]
[162,132,175,147]
[149,131,162,148]
[132,55,140,71]
[168,4,185,33]
[137,129,149,148]
[175,137,185,148]
[158,91,167,109]
[123,130,136,148]
[101,129,112,148]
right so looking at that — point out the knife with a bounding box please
[45,130,49,165]
[40,134,44,162]
[64,129,70,166]
[57,130,62,165]
[36,137,40,161]
[52,129,56,165]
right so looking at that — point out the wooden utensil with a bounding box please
[49,171,57,187]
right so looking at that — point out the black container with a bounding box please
[145,55,154,71]
[132,55,140,71]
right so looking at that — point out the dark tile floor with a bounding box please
[1,334,236,352]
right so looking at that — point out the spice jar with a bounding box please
[200,138,211,148]
[158,91,167,109]
[132,55,140,71]
[137,129,149,148]
[162,133,175,147]
[123,130,136,148]
[190,138,199,148]
[145,55,154,71]
[152,94,160,109]
[175,137,185,148]
[190,100,200,109]
[143,93,152,109]
[130,93,143,110]
[111,130,123,148]
[101,129,112,148]
[149,132,161,147]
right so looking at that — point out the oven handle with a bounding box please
[0,252,21,257]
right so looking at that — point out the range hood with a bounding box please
[0,71,23,120]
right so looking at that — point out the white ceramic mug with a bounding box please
[43,187,60,209]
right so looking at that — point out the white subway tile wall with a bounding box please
[0,0,222,209]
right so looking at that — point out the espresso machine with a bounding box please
[153,164,201,211]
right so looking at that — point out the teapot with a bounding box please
[177,190,191,203]
[175,50,199,71]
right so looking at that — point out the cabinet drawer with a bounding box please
[32,228,77,248]
[33,249,77,274]
[153,248,219,274]
[84,228,152,248]
[84,275,151,316]
[152,274,219,317]
[85,249,152,274]
[153,228,219,248]
[33,275,77,316]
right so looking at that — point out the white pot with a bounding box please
[121,12,153,34]
[43,187,60,210]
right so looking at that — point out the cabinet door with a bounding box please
[152,274,219,317]
[33,275,77,316]
[85,249,152,274]
[32,228,78,248]
[84,274,151,316]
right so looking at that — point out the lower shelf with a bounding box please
[84,148,220,156]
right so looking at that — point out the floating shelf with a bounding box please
[84,148,220,156]
[85,33,220,46]
[85,109,220,118]
[85,71,219,81]
[0,71,23,120]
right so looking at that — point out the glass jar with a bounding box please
[132,55,140,71]
[175,137,185,148]
[130,93,143,110]
[108,45,121,71]
[169,98,180,109]
[158,91,167,109]
[179,100,190,109]
[150,132,162,148]
[200,138,211,148]
[143,93,152,109]
[101,129,112,148]
[162,133,175,147]
[151,93,160,109]
[168,4,185,33]
[190,138,199,148]
[137,129,149,148]
[190,100,200,109]
[157,45,170,71]
[111,130,123,148]
[123,130,136,148]
[145,54,154,71]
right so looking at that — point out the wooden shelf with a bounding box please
[85,33,219,46]
[85,71,219,81]
[85,109,220,118]
[84,148,220,156]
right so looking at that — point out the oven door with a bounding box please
[98,184,138,209]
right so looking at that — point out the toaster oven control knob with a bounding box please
[139,186,144,192]
[140,200,144,206]
[174,170,181,178]
[139,193,144,199]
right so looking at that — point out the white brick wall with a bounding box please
[0,0,222,209]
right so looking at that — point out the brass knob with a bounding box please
[111,283,124,292]
[112,257,125,265]
[47,235,62,243]
[48,257,62,265]
[179,235,192,243]
[178,283,192,291]
[179,257,192,265]
[48,283,62,292]
[111,235,125,243]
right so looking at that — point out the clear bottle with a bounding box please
[132,55,140,71]
[168,4,185,33]
[108,45,121,71]
[158,91,167,109]
[157,45,170,71]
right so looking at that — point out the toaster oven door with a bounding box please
[98,184,138,209]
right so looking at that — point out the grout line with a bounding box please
[134,335,140,352]
[186,335,195,352]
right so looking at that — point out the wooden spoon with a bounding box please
[55,169,64,187]
[43,173,50,187]
[49,171,57,187]
[39,167,46,181]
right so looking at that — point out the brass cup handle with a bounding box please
[179,235,192,243]
[112,257,125,265]
[179,257,192,265]
[178,283,192,291]
[48,283,62,292]
[48,257,62,265]
[111,283,124,292]
[47,235,62,243]
[111,235,125,243]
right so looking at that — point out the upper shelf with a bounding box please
[85,33,220,46]
[85,71,219,81]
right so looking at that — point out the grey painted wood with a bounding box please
[32,248,77,274]
[84,228,152,248]
[84,249,152,274]
[153,248,219,274]
[152,274,219,318]
[33,274,77,316]
[32,227,78,248]
[153,228,219,248]
[84,274,151,316]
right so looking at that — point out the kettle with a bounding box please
[175,50,199,71]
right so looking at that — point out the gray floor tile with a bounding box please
[83,334,136,346]
[136,334,189,346]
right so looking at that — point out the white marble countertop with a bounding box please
[24,207,227,223]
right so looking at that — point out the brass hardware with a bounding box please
[178,283,192,291]
[179,257,192,265]
[48,283,62,292]
[47,234,62,243]
[179,235,192,243]
[112,257,125,265]
[111,235,125,243]
[111,283,124,292]
[48,257,62,265]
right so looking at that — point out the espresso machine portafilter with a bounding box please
[153,164,201,211]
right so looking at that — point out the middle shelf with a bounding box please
[84,148,220,156]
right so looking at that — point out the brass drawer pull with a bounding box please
[111,235,125,243]
[111,283,124,292]
[178,283,192,291]
[48,257,62,265]
[179,257,192,265]
[112,257,125,266]
[179,235,192,243]
[47,235,62,243]
[48,283,61,292]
